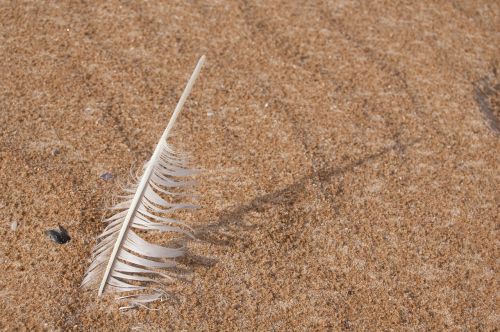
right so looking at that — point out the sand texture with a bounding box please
[0,1,499,331]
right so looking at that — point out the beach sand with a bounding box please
[0,1,498,330]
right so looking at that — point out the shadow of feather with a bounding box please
[190,138,421,249]
[474,70,500,135]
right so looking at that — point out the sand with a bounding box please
[0,1,498,330]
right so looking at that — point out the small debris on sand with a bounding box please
[45,225,71,244]
[100,172,113,181]
[10,220,18,231]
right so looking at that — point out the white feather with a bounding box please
[82,56,206,310]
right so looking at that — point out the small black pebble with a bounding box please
[100,172,113,181]
[51,148,60,156]
[45,225,71,244]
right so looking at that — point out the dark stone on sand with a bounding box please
[45,225,71,244]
